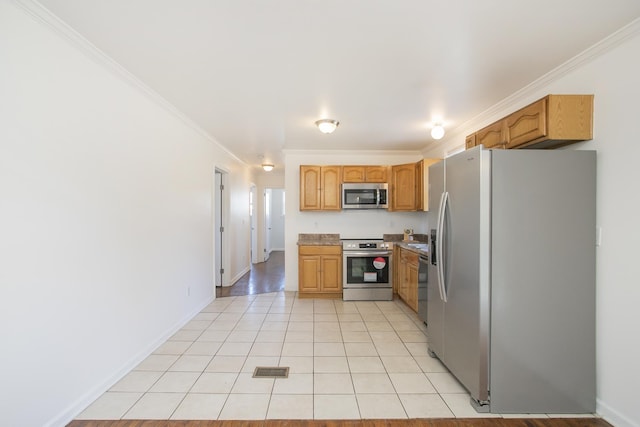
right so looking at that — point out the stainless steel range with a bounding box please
[342,239,393,301]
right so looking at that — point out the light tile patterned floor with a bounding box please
[74,292,543,420]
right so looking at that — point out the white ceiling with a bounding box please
[37,0,640,171]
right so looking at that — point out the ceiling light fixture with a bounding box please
[315,119,339,134]
[431,123,445,140]
[262,164,274,172]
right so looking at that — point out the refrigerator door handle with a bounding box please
[436,191,448,302]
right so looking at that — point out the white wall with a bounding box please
[283,151,430,292]
[270,189,286,251]
[424,21,640,427]
[0,2,252,426]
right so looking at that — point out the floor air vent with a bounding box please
[252,366,289,378]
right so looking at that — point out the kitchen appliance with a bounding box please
[417,254,429,323]
[342,239,393,300]
[427,145,596,414]
[342,183,388,209]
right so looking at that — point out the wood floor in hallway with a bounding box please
[216,251,285,298]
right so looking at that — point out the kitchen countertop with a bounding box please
[394,240,429,258]
[297,233,341,246]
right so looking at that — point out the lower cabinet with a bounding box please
[298,245,342,298]
[397,247,419,312]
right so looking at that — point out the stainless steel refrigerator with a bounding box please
[427,145,596,413]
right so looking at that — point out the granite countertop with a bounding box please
[297,233,341,246]
[394,240,429,257]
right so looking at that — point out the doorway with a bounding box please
[214,169,228,288]
[250,185,259,264]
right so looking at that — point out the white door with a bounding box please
[250,185,258,264]
[264,189,272,261]
[215,170,224,286]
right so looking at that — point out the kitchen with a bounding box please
[3,1,640,426]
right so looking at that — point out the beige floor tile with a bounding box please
[149,372,200,392]
[170,393,227,420]
[197,330,230,342]
[314,373,354,394]
[389,321,420,331]
[341,331,372,343]
[389,372,437,393]
[75,392,142,420]
[399,394,455,418]
[218,393,271,419]
[135,354,179,371]
[265,313,290,322]
[313,321,341,331]
[314,394,360,419]
[314,329,343,342]
[356,393,407,419]
[347,356,386,373]
[314,342,345,356]
[440,393,501,418]
[380,356,422,373]
[190,372,238,393]
[285,331,314,342]
[314,313,339,322]
[374,342,411,356]
[338,314,363,322]
[109,371,163,392]
[231,372,275,393]
[209,320,238,331]
[168,355,212,372]
[272,373,313,394]
[414,355,449,373]
[205,355,245,373]
[403,342,430,356]
[170,330,202,341]
[365,321,394,332]
[398,330,429,342]
[344,342,378,356]
[427,372,468,393]
[122,392,185,419]
[153,341,192,355]
[352,373,395,393]
[260,321,288,331]
[360,314,387,322]
[314,356,349,373]
[369,331,402,343]
[282,342,313,356]
[267,394,313,419]
[192,312,219,321]
[226,330,259,342]
[289,313,314,322]
[255,330,286,342]
[216,342,253,357]
[184,341,222,356]
[279,356,313,373]
[241,356,280,373]
[340,321,367,332]
[249,342,283,356]
[287,321,313,332]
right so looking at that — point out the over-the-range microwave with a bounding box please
[342,183,388,209]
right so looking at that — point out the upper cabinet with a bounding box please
[466,94,594,151]
[300,166,342,211]
[342,165,388,183]
[390,163,418,211]
[417,158,441,211]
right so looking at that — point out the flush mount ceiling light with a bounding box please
[262,164,274,172]
[315,119,339,134]
[431,123,445,140]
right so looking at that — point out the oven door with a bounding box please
[343,251,392,288]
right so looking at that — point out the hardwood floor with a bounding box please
[216,251,285,297]
[67,418,612,427]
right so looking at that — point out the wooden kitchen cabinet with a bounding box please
[466,94,593,151]
[298,245,342,298]
[390,163,418,211]
[397,247,419,312]
[299,166,342,211]
[505,95,593,149]
[342,165,388,183]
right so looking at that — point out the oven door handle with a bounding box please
[344,251,391,257]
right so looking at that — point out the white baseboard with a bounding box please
[46,295,214,427]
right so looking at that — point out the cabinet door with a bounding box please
[390,163,417,211]
[465,133,477,149]
[505,98,547,149]
[365,166,388,183]
[417,158,441,211]
[477,120,506,149]
[320,255,342,292]
[342,166,365,183]
[300,166,321,210]
[299,255,321,292]
[321,166,342,210]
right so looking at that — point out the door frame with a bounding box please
[214,168,230,288]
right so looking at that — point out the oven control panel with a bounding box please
[342,240,393,250]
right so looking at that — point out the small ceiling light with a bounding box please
[262,164,274,172]
[431,123,445,140]
[315,119,339,134]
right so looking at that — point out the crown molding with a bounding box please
[424,16,640,157]
[282,148,423,157]
[11,0,247,166]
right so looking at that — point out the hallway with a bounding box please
[216,251,285,298]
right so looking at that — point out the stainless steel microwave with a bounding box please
[342,183,388,209]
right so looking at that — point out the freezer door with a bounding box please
[442,145,491,406]
[426,160,445,358]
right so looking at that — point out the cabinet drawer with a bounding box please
[298,245,341,256]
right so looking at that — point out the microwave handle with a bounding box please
[376,189,381,206]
